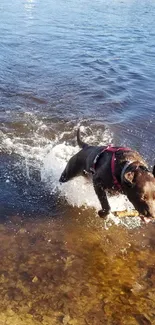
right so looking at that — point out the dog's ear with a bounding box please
[123,171,135,187]
[153,165,155,177]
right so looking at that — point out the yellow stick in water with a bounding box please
[113,210,139,218]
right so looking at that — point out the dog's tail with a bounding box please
[77,128,88,148]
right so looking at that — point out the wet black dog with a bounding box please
[59,129,155,220]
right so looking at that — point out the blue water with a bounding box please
[0,0,155,217]
[1,0,155,120]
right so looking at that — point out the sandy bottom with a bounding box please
[1,208,155,325]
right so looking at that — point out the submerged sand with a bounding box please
[0,209,155,325]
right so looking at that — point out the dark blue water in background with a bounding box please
[0,0,155,217]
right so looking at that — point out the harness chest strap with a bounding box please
[90,145,131,190]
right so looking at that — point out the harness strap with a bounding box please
[90,145,131,190]
[109,147,131,190]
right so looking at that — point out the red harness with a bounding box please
[90,145,131,190]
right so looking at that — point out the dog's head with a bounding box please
[123,164,155,219]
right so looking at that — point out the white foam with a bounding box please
[42,145,100,208]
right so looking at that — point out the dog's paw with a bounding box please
[98,209,109,219]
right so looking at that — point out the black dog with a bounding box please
[59,129,155,220]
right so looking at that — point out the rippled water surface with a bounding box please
[0,0,155,324]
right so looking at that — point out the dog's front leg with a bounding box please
[93,178,110,218]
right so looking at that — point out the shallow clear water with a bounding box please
[0,0,155,324]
